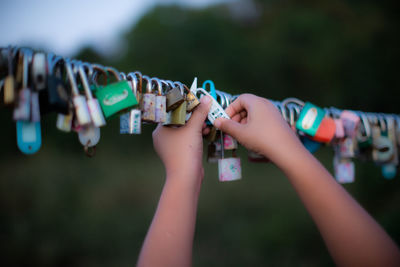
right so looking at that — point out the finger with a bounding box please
[187,96,212,129]
[225,94,251,118]
[214,118,245,139]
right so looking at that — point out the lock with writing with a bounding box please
[296,102,325,137]
[120,72,142,134]
[94,66,138,119]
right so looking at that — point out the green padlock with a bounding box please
[296,102,325,136]
[95,80,138,119]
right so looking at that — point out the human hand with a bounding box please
[152,96,212,185]
[214,94,305,168]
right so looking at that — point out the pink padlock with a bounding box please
[340,110,360,137]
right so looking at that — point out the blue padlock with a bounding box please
[202,80,218,125]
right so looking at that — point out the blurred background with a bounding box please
[1,0,400,266]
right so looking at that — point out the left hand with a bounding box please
[152,96,212,185]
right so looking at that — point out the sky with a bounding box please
[0,0,232,57]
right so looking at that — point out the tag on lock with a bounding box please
[296,102,325,136]
[120,109,141,134]
[16,120,42,154]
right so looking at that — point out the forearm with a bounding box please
[137,175,201,267]
[274,141,400,266]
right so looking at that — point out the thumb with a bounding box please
[187,96,212,129]
[214,118,244,139]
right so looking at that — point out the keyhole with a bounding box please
[37,74,44,84]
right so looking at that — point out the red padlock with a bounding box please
[311,117,336,143]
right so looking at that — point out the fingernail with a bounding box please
[201,95,211,105]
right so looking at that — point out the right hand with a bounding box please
[214,94,305,167]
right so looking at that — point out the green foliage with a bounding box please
[1,1,400,266]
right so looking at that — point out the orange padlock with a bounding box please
[312,117,336,143]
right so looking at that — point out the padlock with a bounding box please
[13,49,33,121]
[92,65,138,119]
[186,78,200,112]
[218,132,241,182]
[205,126,218,142]
[334,118,345,139]
[77,63,106,127]
[140,75,156,122]
[94,79,138,119]
[166,85,184,111]
[32,52,47,91]
[120,73,142,134]
[339,137,356,158]
[340,110,360,137]
[357,113,372,149]
[153,78,166,123]
[296,102,325,137]
[192,87,230,125]
[40,55,70,115]
[31,92,41,122]
[223,133,238,150]
[56,112,73,132]
[168,100,187,126]
[300,135,321,154]
[207,131,223,163]
[381,164,397,180]
[372,122,394,164]
[311,117,336,143]
[65,60,91,126]
[3,47,16,105]
[333,155,355,184]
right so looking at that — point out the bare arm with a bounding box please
[215,94,400,267]
[137,96,211,267]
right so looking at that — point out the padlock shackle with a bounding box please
[64,59,80,96]
[77,63,95,100]
[92,64,108,87]
[133,71,143,94]
[151,77,163,96]
[105,66,121,82]
[127,72,139,96]
[142,75,153,93]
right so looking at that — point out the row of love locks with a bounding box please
[1,46,399,183]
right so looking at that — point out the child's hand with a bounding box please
[152,96,212,185]
[214,94,304,168]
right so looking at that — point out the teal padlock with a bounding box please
[94,80,138,119]
[296,102,325,137]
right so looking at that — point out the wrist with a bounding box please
[165,168,204,194]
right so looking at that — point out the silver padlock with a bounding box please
[65,60,91,126]
[120,72,142,134]
[153,78,166,123]
[77,63,106,127]
[141,75,156,122]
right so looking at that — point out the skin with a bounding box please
[137,93,400,267]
